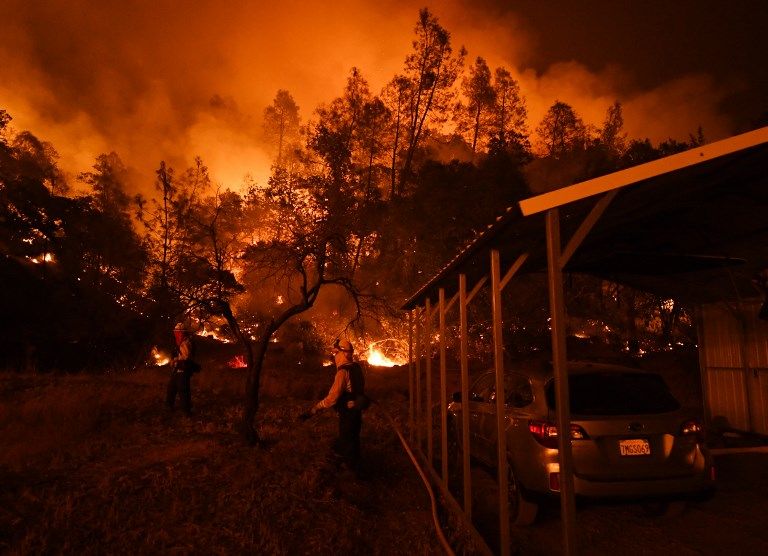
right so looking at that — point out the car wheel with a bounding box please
[508,464,538,526]
[641,500,686,518]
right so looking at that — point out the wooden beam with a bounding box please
[559,190,617,268]
[520,126,768,216]
[499,253,529,292]
[466,276,488,306]
[444,289,460,315]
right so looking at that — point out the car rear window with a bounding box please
[545,372,681,415]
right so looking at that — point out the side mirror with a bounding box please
[452,391,462,403]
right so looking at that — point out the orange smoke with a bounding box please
[0,0,753,199]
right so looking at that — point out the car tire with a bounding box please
[508,464,538,526]
[641,499,686,518]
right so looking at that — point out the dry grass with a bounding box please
[0,360,445,555]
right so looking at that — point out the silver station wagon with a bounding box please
[447,361,715,524]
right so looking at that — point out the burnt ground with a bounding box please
[0,364,453,555]
[1,355,768,555]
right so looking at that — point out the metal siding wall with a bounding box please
[702,304,742,367]
[701,301,768,434]
[755,370,768,434]
[706,367,749,430]
[747,301,768,434]
[746,301,768,368]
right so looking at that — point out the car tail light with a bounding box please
[528,420,589,448]
[680,419,704,440]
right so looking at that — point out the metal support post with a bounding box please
[491,249,510,556]
[439,288,449,483]
[426,298,434,466]
[546,208,577,556]
[459,273,472,519]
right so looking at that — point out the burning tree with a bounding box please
[1,112,150,371]
[227,83,391,441]
[386,8,465,198]
[138,116,378,444]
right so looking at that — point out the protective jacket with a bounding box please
[314,362,365,411]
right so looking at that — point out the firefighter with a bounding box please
[165,322,198,416]
[301,339,369,472]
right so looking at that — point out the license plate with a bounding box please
[619,438,650,456]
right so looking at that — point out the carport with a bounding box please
[401,126,768,555]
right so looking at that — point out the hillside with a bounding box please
[0,357,450,555]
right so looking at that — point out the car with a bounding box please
[447,361,715,525]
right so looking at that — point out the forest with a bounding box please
[0,9,707,440]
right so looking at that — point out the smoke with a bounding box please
[0,0,750,197]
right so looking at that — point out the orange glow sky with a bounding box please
[1,0,765,195]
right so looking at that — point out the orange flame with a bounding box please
[365,339,408,367]
[228,355,248,368]
[197,324,232,343]
[151,346,170,366]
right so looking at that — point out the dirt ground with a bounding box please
[2,357,768,555]
[0,364,450,555]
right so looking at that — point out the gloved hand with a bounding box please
[298,407,316,422]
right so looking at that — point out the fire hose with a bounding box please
[371,400,456,556]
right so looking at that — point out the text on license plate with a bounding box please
[619,438,651,456]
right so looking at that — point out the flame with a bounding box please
[366,339,408,368]
[151,346,170,366]
[197,324,232,343]
[228,355,248,368]
[28,253,55,264]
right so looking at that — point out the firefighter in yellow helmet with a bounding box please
[300,339,369,472]
[165,322,199,416]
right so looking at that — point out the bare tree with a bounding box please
[234,162,371,443]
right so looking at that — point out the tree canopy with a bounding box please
[0,8,714,441]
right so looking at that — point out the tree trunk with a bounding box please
[240,330,271,445]
[217,301,266,446]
